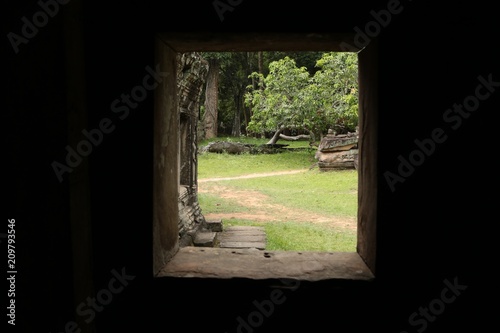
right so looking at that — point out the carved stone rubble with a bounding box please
[176,52,209,245]
[315,129,359,171]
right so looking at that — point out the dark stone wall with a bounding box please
[5,0,499,332]
[178,52,208,243]
[6,1,76,331]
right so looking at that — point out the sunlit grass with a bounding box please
[224,169,358,217]
[197,149,316,179]
[223,219,356,252]
[197,136,357,252]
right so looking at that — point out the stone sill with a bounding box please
[156,247,374,282]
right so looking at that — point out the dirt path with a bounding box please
[198,170,356,231]
[198,169,307,183]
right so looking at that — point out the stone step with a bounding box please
[218,241,266,250]
[217,226,267,250]
[225,226,264,231]
[204,219,223,232]
[193,231,217,247]
[218,234,266,242]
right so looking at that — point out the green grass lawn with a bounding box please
[197,136,358,252]
[224,170,358,218]
[197,150,316,178]
[223,219,356,252]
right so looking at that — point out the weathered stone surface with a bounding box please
[315,130,359,170]
[178,232,194,247]
[316,149,358,170]
[224,226,264,231]
[318,136,358,152]
[219,235,265,242]
[177,52,209,117]
[177,52,208,243]
[204,219,223,232]
[158,247,375,281]
[217,226,267,250]
[193,231,217,247]
[218,241,266,250]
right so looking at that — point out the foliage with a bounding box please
[262,51,324,76]
[199,135,315,148]
[244,52,359,138]
[200,51,332,137]
[198,52,232,121]
[200,52,255,135]
[312,52,359,134]
[217,52,252,134]
[245,57,311,134]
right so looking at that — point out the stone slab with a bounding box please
[218,241,266,250]
[225,226,264,231]
[157,247,375,281]
[193,231,217,247]
[217,226,267,250]
[220,231,265,236]
[205,219,223,232]
[218,235,266,242]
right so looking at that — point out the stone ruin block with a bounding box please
[204,219,223,232]
[315,130,358,171]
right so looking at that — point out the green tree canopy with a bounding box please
[312,52,359,134]
[244,52,358,141]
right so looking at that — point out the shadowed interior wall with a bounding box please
[357,38,378,273]
[63,1,95,332]
[6,0,499,332]
[153,37,179,275]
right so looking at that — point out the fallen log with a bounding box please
[279,134,311,141]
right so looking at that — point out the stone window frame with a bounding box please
[152,32,378,282]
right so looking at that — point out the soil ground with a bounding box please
[198,170,357,231]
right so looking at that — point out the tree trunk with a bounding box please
[279,134,311,141]
[258,51,263,76]
[267,127,284,145]
[243,105,250,135]
[231,93,241,137]
[202,58,220,139]
[258,51,264,91]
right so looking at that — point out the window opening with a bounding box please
[195,51,359,254]
[153,33,377,281]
